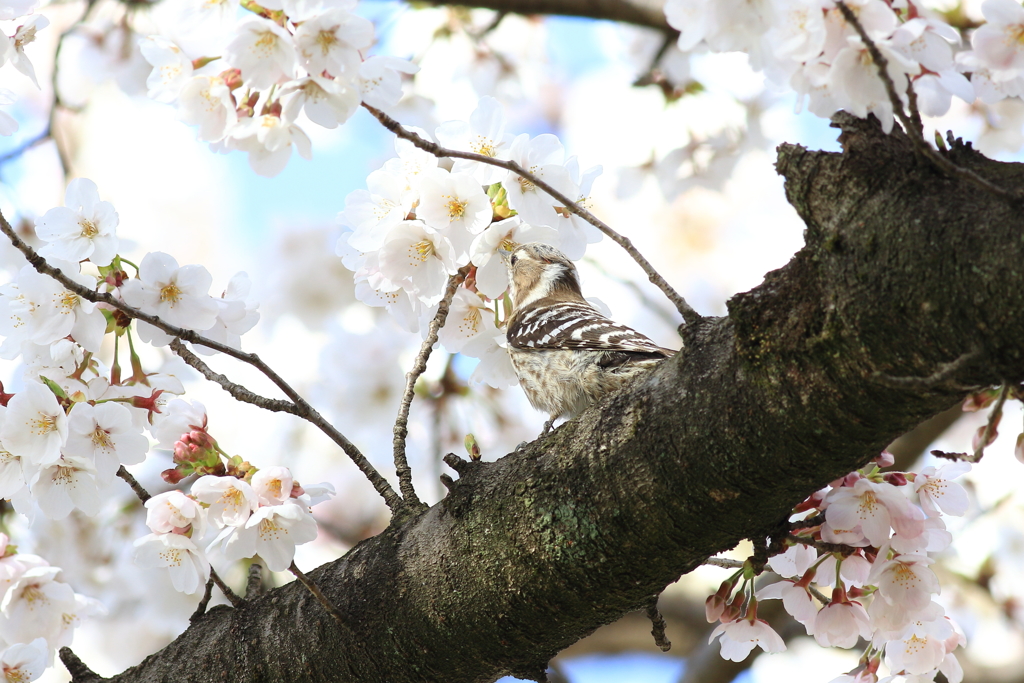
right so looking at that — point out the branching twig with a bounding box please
[808,585,831,606]
[117,465,151,503]
[170,339,301,415]
[702,557,744,569]
[787,533,859,557]
[0,208,402,513]
[289,562,349,630]
[246,560,264,599]
[645,596,672,652]
[871,349,980,390]
[210,568,243,607]
[190,577,215,622]
[392,270,465,509]
[361,103,702,327]
[835,1,1024,204]
[970,383,1009,463]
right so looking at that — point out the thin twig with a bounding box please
[790,513,825,531]
[170,339,301,415]
[0,208,402,513]
[361,103,702,327]
[808,585,831,606]
[871,349,980,390]
[289,561,349,630]
[787,533,859,557]
[117,465,151,503]
[245,560,264,599]
[702,557,744,569]
[190,577,215,621]
[210,568,243,607]
[970,383,1009,463]
[392,270,465,508]
[835,1,1024,204]
[645,596,672,652]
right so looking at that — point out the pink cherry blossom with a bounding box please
[708,615,786,661]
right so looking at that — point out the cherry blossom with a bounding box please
[358,56,419,109]
[342,169,415,251]
[439,289,499,356]
[377,220,458,305]
[224,18,297,90]
[119,251,219,334]
[145,490,206,535]
[415,169,493,259]
[31,455,102,519]
[292,9,372,78]
[212,500,318,572]
[868,550,940,613]
[824,477,923,547]
[64,402,148,482]
[0,638,47,683]
[708,611,786,661]
[971,0,1024,78]
[0,382,67,467]
[914,462,970,518]
[0,566,75,644]
[230,115,313,178]
[198,272,260,353]
[8,14,48,88]
[813,594,871,648]
[177,75,238,142]
[756,580,818,634]
[0,263,105,355]
[150,399,207,450]
[766,542,818,579]
[468,333,518,388]
[503,134,577,228]
[251,466,293,507]
[191,475,258,528]
[0,0,36,20]
[139,35,194,104]
[35,178,119,266]
[280,76,360,129]
[435,97,514,185]
[132,532,210,594]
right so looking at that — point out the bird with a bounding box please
[501,242,676,433]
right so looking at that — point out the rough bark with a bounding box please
[87,115,1024,683]
[415,0,675,33]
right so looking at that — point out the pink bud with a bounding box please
[883,472,907,486]
[705,593,726,623]
[873,450,895,468]
[161,468,184,484]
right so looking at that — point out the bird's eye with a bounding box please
[510,255,519,266]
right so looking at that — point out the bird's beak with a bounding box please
[497,240,517,262]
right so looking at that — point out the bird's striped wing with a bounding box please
[507,301,673,356]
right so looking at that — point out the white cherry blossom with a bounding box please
[230,115,313,177]
[224,18,297,89]
[0,382,67,467]
[824,477,923,547]
[914,462,970,518]
[8,14,48,87]
[868,551,939,612]
[439,289,498,355]
[814,598,871,648]
[251,466,293,506]
[829,36,920,134]
[358,56,418,109]
[177,75,238,142]
[119,251,219,334]
[0,0,36,20]
[756,580,818,634]
[767,542,818,579]
[382,128,439,190]
[0,638,47,683]
[35,178,119,266]
[280,76,360,129]
[211,500,318,571]
[971,0,1024,78]
[191,475,258,528]
[0,566,75,644]
[132,532,210,594]
[292,9,372,77]
[708,616,786,662]
[342,169,415,251]
[503,133,577,228]
[31,455,102,519]
[435,96,514,185]
[197,271,260,353]
[469,333,518,389]
[377,220,458,305]
[140,35,194,104]
[415,169,493,260]
[145,490,206,535]
[64,402,148,482]
[150,398,206,450]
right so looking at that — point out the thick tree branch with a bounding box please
[93,116,1024,683]
[414,0,675,34]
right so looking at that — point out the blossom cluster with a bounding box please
[0,0,48,136]
[337,96,602,387]
[663,0,982,132]
[139,0,415,176]
[707,452,970,683]
[0,531,102,680]
[135,429,334,593]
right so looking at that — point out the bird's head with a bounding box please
[501,242,583,310]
